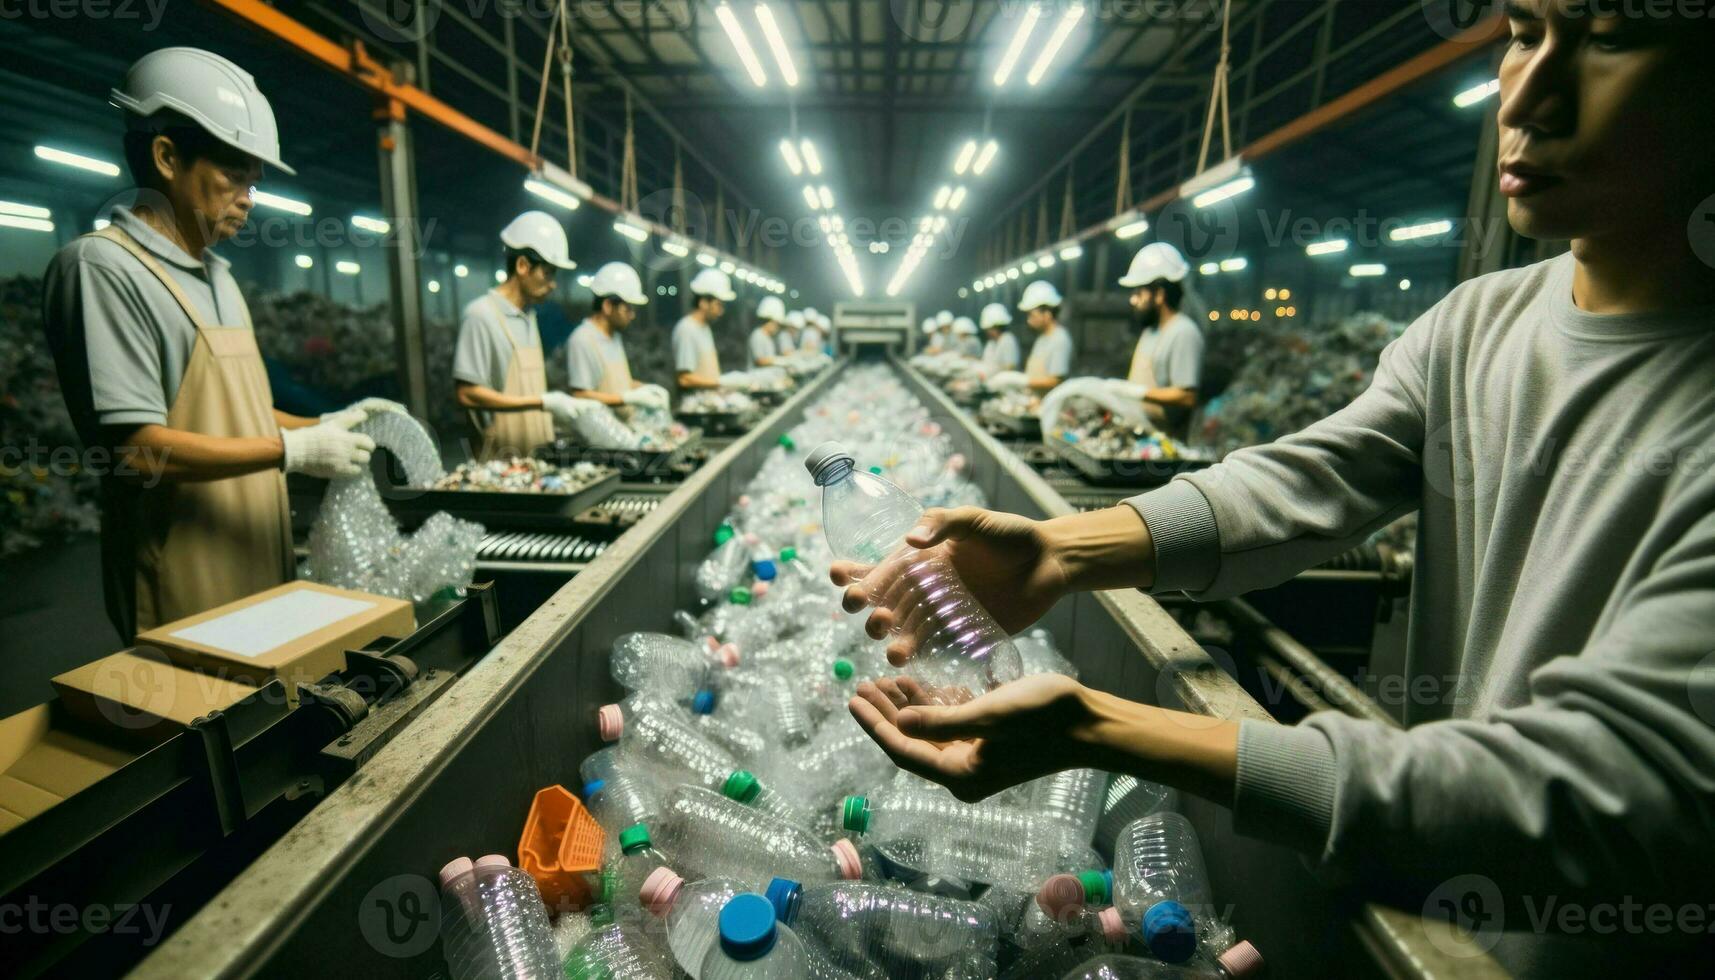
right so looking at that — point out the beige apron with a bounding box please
[1025,331,1051,379]
[93,226,293,638]
[692,322,720,379]
[590,325,634,396]
[1128,331,1171,428]
[479,297,556,460]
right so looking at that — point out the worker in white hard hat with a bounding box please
[799,308,827,355]
[921,317,946,354]
[42,47,384,640]
[1017,280,1074,391]
[748,296,786,368]
[1116,242,1204,440]
[779,311,805,355]
[673,268,737,391]
[979,302,1020,373]
[453,210,589,460]
[951,316,983,358]
[568,262,667,411]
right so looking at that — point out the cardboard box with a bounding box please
[0,704,138,835]
[135,581,414,704]
[52,650,261,743]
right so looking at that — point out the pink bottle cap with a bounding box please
[737,494,752,507]
[743,533,760,546]
[719,643,741,668]
[438,856,474,888]
[831,838,863,880]
[948,453,966,472]
[1098,907,1127,945]
[597,704,624,741]
[639,866,685,917]
[703,635,721,652]
[1218,940,1264,977]
[1036,873,1086,920]
[474,854,512,870]
[752,581,771,598]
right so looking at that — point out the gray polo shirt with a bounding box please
[1025,325,1073,379]
[672,314,718,375]
[453,290,540,429]
[983,332,1021,371]
[747,327,777,369]
[1134,312,1205,389]
[42,205,253,447]
[567,319,630,392]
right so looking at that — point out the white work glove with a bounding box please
[282,422,376,479]
[1107,380,1150,401]
[319,397,408,429]
[719,371,754,392]
[640,383,671,407]
[623,386,669,410]
[540,390,594,421]
[317,407,366,429]
[984,370,1028,392]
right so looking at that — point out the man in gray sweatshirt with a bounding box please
[836,3,1715,975]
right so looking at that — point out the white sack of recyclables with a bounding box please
[1037,377,1155,440]
[304,410,484,602]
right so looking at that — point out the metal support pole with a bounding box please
[376,98,430,419]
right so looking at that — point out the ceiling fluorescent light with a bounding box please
[779,139,803,175]
[252,190,312,216]
[1453,78,1500,108]
[993,3,1042,86]
[1021,260,1038,274]
[719,260,737,273]
[1037,253,1056,268]
[1114,218,1150,240]
[953,140,978,175]
[1350,263,1387,277]
[614,217,650,242]
[818,186,834,209]
[34,145,120,177]
[1026,3,1084,86]
[800,140,823,175]
[524,177,581,211]
[540,161,594,200]
[1219,257,1247,271]
[803,185,821,210]
[1199,262,1219,275]
[1058,243,1083,261]
[662,240,690,257]
[754,4,799,87]
[1389,219,1455,242]
[933,185,952,210]
[335,260,360,275]
[350,214,390,234]
[1192,174,1255,209]
[0,200,52,220]
[715,2,768,86]
[1305,238,1349,256]
[0,214,55,233]
[973,140,999,175]
[697,252,717,266]
[947,186,966,210]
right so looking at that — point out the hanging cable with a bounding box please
[1060,164,1077,240]
[620,90,640,212]
[1195,0,1235,175]
[1114,108,1133,215]
[527,0,579,177]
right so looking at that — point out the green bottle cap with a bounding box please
[778,546,798,563]
[841,795,871,833]
[832,659,854,681]
[729,586,752,605]
[778,434,796,451]
[714,523,735,545]
[619,824,651,854]
[723,769,762,804]
[868,465,883,475]
[1078,869,1112,903]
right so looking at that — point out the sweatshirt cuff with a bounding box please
[1232,719,1338,857]
[1124,479,1220,594]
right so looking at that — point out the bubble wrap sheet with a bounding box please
[304,411,484,601]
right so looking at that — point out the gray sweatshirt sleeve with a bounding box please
[1124,302,1434,596]
[1239,502,1715,908]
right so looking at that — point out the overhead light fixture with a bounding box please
[953,140,978,175]
[1027,3,1085,86]
[454,264,469,278]
[818,186,834,209]
[1022,260,1038,274]
[818,215,832,234]
[754,4,799,87]
[931,215,947,233]
[1192,175,1255,209]
[933,185,952,210]
[697,252,717,266]
[1180,156,1253,209]
[1219,257,1248,272]
[1199,262,1219,275]
[993,3,1042,86]
[715,2,768,86]
[34,145,120,177]
[524,177,581,210]
[947,186,967,210]
[830,214,844,231]
[973,140,999,175]
[252,190,312,216]
[1038,254,1056,268]
[1389,219,1455,242]
[1059,243,1083,261]
[662,240,690,257]
[294,254,314,269]
[1350,263,1387,277]
[336,260,361,275]
[0,200,52,220]
[800,140,823,175]
[350,214,390,234]
[614,217,650,242]
[1400,279,1413,290]
[719,260,737,273]
[1305,238,1349,256]
[802,185,821,210]
[779,139,803,175]
[1006,267,1020,280]
[1114,217,1150,240]
[427,280,441,293]
[495,269,507,283]
[577,274,594,288]
[1453,78,1500,108]
[0,213,55,233]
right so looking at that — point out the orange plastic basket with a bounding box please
[517,785,605,912]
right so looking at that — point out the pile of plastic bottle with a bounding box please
[436,366,1261,979]
[432,458,615,494]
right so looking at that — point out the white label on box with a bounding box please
[169,590,378,658]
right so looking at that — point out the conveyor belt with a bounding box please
[475,531,608,565]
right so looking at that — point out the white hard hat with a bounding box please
[588,261,648,305]
[111,47,295,175]
[499,210,577,270]
[803,306,819,321]
[787,311,806,329]
[1118,242,1191,287]
[936,310,954,327]
[758,295,787,323]
[689,268,737,301]
[952,316,978,336]
[922,318,940,335]
[980,302,1013,329]
[1018,280,1063,311]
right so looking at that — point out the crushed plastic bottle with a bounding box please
[654,785,864,886]
[438,855,560,980]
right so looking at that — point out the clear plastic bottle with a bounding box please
[601,823,671,911]
[1000,930,1122,980]
[1104,813,1234,964]
[694,710,773,765]
[699,893,811,980]
[552,910,594,964]
[562,920,673,979]
[583,770,662,836]
[600,695,739,790]
[768,879,1000,979]
[1033,870,1115,933]
[718,673,814,748]
[840,788,1064,887]
[654,785,864,886]
[1054,947,1264,980]
[697,525,751,601]
[804,442,1021,699]
[611,631,737,695]
[1032,769,1108,848]
[780,722,896,808]
[437,855,561,980]
[1095,775,1178,860]
[640,870,745,975]
[722,769,813,829]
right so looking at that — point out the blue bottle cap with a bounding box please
[752,559,778,581]
[718,893,778,961]
[581,779,605,798]
[1142,901,1198,963]
[691,689,717,715]
[764,877,803,924]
